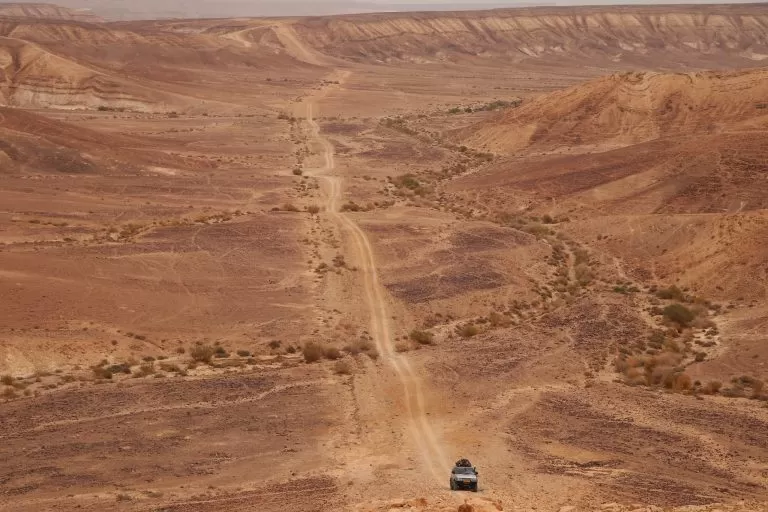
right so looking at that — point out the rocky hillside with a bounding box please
[459,68,768,153]
[292,4,768,66]
[0,2,101,21]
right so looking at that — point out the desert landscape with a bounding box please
[1,3,767,511]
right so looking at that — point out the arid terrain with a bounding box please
[1,3,768,512]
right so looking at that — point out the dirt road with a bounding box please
[304,82,453,486]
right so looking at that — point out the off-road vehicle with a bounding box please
[449,458,478,491]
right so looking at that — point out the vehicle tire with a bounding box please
[449,480,455,491]
[472,484,478,492]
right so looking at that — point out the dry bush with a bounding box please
[673,373,693,392]
[691,316,716,329]
[334,360,353,375]
[282,203,300,212]
[457,324,479,339]
[395,342,412,353]
[91,366,113,380]
[344,339,372,355]
[134,363,155,378]
[159,362,182,373]
[1,388,18,399]
[323,346,342,360]
[236,350,251,357]
[0,375,13,386]
[190,344,215,364]
[303,342,323,363]
[703,380,723,394]
[307,205,321,215]
[656,285,686,301]
[409,329,434,345]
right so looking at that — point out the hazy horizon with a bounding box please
[1,0,765,20]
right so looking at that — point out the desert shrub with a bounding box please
[332,254,346,267]
[395,342,411,353]
[694,352,706,362]
[159,362,182,373]
[344,339,371,355]
[307,205,320,215]
[268,340,281,349]
[703,380,722,394]
[303,342,323,363]
[656,285,686,301]
[282,203,300,212]
[176,346,186,354]
[190,344,215,364]
[409,330,434,345]
[107,363,132,375]
[214,346,228,358]
[458,324,479,338]
[91,366,113,380]
[392,174,420,190]
[292,168,303,176]
[673,373,693,392]
[135,363,155,377]
[334,360,353,375]
[0,375,13,386]
[323,346,342,360]
[340,201,362,212]
[236,350,251,357]
[663,303,695,327]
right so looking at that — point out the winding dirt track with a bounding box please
[305,83,452,485]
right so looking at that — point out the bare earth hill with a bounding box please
[460,68,768,152]
[0,2,101,21]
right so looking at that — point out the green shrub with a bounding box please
[663,303,696,327]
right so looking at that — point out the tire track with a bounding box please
[304,84,451,485]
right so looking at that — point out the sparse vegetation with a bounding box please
[409,329,434,345]
[302,342,323,363]
[190,344,216,364]
[663,303,696,327]
[334,360,353,375]
[457,324,479,338]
